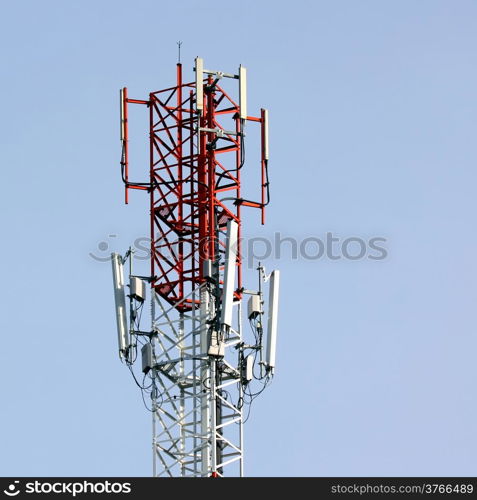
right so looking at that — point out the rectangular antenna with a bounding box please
[263,108,269,160]
[239,65,247,119]
[220,219,239,327]
[111,253,129,357]
[120,88,125,141]
[195,57,204,113]
[266,270,280,372]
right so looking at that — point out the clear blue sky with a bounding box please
[1,0,476,476]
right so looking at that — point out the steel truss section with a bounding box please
[148,65,243,311]
[151,287,244,477]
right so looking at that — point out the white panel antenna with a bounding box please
[263,108,269,160]
[239,65,247,119]
[220,219,239,328]
[120,88,125,141]
[111,252,129,358]
[266,270,280,372]
[195,57,204,113]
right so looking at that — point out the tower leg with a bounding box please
[200,287,211,476]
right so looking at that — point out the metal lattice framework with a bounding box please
[149,65,244,309]
[151,285,245,476]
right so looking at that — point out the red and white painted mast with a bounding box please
[113,57,279,477]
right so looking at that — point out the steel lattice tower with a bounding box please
[112,58,278,477]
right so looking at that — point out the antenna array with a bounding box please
[112,58,279,477]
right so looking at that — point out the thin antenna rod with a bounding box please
[177,41,182,63]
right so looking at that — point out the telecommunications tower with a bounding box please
[111,57,280,477]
